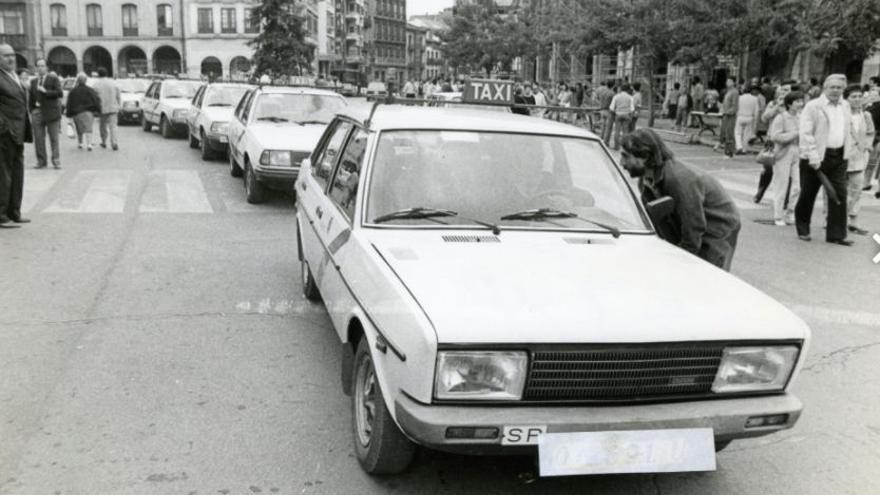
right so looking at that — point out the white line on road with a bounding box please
[787,303,880,328]
[44,170,131,213]
[21,171,63,213]
[140,170,213,213]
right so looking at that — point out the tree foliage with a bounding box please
[248,0,314,77]
[442,5,535,76]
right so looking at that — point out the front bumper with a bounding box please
[395,393,803,454]
[118,108,141,121]
[253,165,300,188]
[204,134,229,152]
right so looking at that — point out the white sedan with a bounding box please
[295,105,811,476]
[187,82,253,160]
[227,86,347,203]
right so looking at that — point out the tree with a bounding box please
[443,5,535,77]
[248,0,314,78]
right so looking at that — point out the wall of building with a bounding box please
[1,0,40,70]
[184,0,260,78]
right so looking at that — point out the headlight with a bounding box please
[259,150,292,167]
[172,109,187,119]
[210,121,229,134]
[434,351,527,400]
[711,346,799,393]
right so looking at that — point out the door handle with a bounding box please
[300,181,307,191]
[315,206,323,219]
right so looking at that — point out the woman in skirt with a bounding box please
[65,73,101,150]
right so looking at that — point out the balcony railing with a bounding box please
[0,34,27,47]
[88,27,103,37]
[158,26,173,36]
[123,27,138,36]
[50,27,67,37]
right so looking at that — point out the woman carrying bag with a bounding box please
[767,91,805,226]
[65,73,101,151]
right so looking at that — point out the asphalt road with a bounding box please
[1,106,878,495]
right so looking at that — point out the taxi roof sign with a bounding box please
[463,79,514,105]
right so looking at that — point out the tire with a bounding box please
[189,130,199,149]
[141,115,151,132]
[301,257,321,302]
[159,116,172,139]
[352,338,416,474]
[229,149,243,178]
[200,130,212,160]
[715,440,733,452]
[244,162,266,204]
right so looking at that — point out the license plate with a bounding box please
[219,136,228,143]
[538,428,716,476]
[501,425,547,445]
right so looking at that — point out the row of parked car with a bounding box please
[134,79,811,477]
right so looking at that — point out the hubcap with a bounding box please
[354,353,377,447]
[301,258,309,288]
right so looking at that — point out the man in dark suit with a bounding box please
[0,43,33,227]
[29,58,62,169]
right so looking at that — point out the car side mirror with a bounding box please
[646,196,674,224]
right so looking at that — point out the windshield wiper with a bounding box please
[207,103,232,107]
[500,208,621,238]
[297,119,329,125]
[373,207,501,234]
[256,116,290,122]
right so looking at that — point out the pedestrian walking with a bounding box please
[91,67,120,151]
[512,84,535,116]
[753,83,793,203]
[28,58,63,169]
[794,74,853,245]
[664,82,681,120]
[768,91,805,226]
[595,80,615,144]
[690,76,705,113]
[556,82,572,122]
[630,82,642,132]
[402,79,416,98]
[863,78,880,192]
[619,128,741,271]
[735,86,761,154]
[704,86,720,113]
[674,86,690,131]
[843,84,874,235]
[609,83,634,150]
[0,43,32,228]
[65,73,101,151]
[717,77,738,158]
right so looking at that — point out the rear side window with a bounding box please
[311,120,353,190]
[329,128,368,219]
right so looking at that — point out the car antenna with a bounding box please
[365,100,383,129]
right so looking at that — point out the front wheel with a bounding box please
[300,257,321,302]
[159,116,172,139]
[244,163,266,204]
[200,131,213,160]
[141,115,151,132]
[352,338,416,474]
[229,150,243,177]
[189,131,199,149]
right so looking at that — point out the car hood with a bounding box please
[249,123,326,151]
[201,106,235,122]
[369,232,810,344]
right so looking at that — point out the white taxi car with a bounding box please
[227,86,347,203]
[294,105,810,476]
[114,78,150,124]
[141,79,202,138]
[187,82,254,160]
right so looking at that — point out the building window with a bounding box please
[220,8,236,33]
[0,6,24,36]
[86,4,102,36]
[197,8,213,34]
[49,4,67,36]
[122,4,138,36]
[243,8,259,33]
[157,4,173,36]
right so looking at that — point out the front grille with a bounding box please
[523,345,725,402]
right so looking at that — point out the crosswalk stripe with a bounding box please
[43,170,131,213]
[22,171,63,213]
[140,170,213,213]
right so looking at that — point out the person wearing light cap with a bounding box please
[795,74,854,245]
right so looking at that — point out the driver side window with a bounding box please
[328,128,368,220]
[311,120,353,190]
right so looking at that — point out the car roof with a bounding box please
[340,105,598,138]
[204,82,254,89]
[255,86,343,97]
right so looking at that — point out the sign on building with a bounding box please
[463,79,514,104]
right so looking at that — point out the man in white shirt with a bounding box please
[795,74,854,245]
[735,86,760,153]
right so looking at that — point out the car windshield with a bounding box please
[366,131,648,232]
[164,81,200,99]
[115,79,150,94]
[252,93,346,124]
[204,86,249,107]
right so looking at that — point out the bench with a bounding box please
[690,111,723,136]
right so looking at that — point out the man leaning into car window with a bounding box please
[619,129,742,271]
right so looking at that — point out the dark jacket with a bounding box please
[65,85,101,118]
[640,159,741,270]
[28,73,63,122]
[0,70,32,144]
[512,94,534,115]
